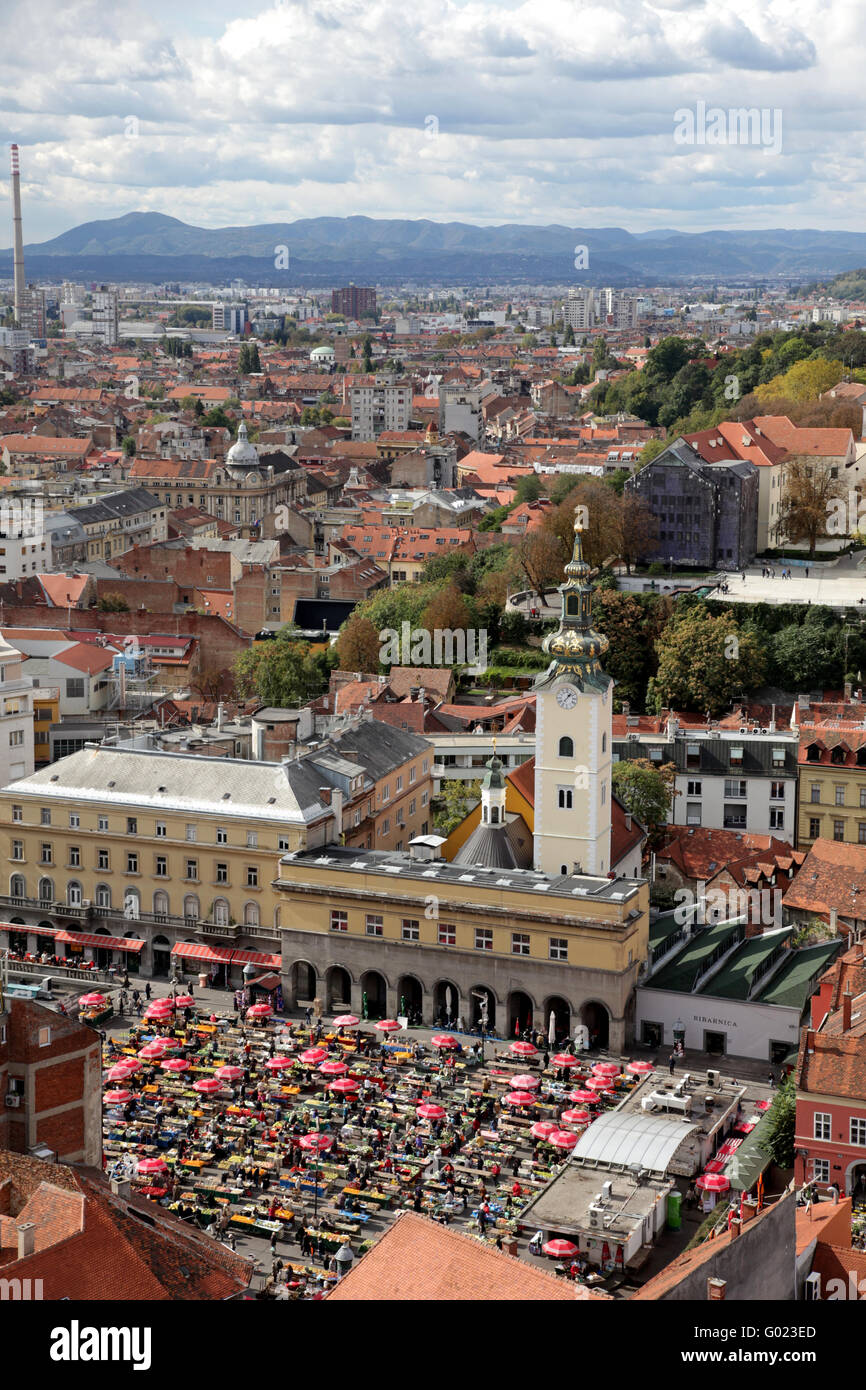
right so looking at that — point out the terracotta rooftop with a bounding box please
[782,838,866,920]
[325,1211,604,1301]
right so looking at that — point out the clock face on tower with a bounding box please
[556,684,579,710]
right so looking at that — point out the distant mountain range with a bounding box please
[5,212,866,286]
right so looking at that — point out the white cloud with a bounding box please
[1,0,863,241]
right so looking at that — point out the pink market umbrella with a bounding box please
[509,1041,538,1058]
[550,1130,578,1151]
[510,1074,540,1091]
[696,1173,731,1193]
[216,1065,244,1082]
[560,1108,590,1127]
[138,1042,171,1060]
[161,1057,190,1073]
[265,1056,293,1073]
[551,1053,579,1069]
[107,1063,138,1081]
[328,1077,359,1094]
[193,1077,223,1094]
[137,1157,168,1175]
[173,995,196,1008]
[104,1089,133,1104]
[247,1003,272,1019]
[79,992,108,1008]
[319,1059,348,1077]
[569,1089,598,1105]
[333,1015,359,1028]
[627,1061,655,1077]
[299,1047,328,1065]
[585,1077,614,1094]
[299,1132,333,1153]
[416,1103,447,1121]
[430,1034,459,1050]
[592,1062,621,1078]
[542,1238,579,1259]
[531,1120,558,1141]
[375,1019,402,1033]
[504,1091,538,1108]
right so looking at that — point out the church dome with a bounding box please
[225,420,259,470]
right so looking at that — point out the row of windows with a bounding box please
[685,780,787,799]
[10,807,290,850]
[813,1111,866,1146]
[806,817,866,844]
[809,784,866,807]
[6,875,261,924]
[329,909,569,959]
[10,842,261,884]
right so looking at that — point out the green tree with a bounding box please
[96,593,130,612]
[771,622,842,688]
[648,609,766,717]
[233,635,329,706]
[121,436,136,459]
[433,779,482,836]
[611,758,672,829]
[757,1073,796,1169]
[514,473,544,504]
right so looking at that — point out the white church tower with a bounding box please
[533,510,613,876]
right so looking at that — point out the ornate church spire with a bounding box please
[539,509,609,682]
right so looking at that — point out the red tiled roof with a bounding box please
[782,838,866,920]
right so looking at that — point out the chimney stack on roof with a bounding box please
[16,1222,36,1260]
[842,988,853,1033]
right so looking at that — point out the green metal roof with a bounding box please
[724,1111,773,1193]
[645,917,744,993]
[756,938,843,1009]
[699,927,792,1001]
[649,909,685,947]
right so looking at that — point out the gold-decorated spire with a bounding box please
[540,505,609,678]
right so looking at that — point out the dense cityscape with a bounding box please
[0,0,865,1360]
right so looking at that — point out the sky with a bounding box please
[2,0,865,242]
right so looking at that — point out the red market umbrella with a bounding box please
[696,1173,731,1193]
[627,1061,655,1076]
[585,1077,614,1093]
[531,1120,558,1141]
[193,1077,223,1094]
[137,1157,168,1175]
[104,1089,133,1104]
[568,1089,598,1105]
[265,1056,293,1072]
[560,1108,590,1126]
[79,992,108,1008]
[247,1004,272,1018]
[216,1065,245,1082]
[328,1077,359,1094]
[430,1034,459,1049]
[416,1103,447,1121]
[107,1063,138,1081]
[333,1015,359,1028]
[509,1041,538,1058]
[592,1062,621,1078]
[542,1238,579,1259]
[319,1059,348,1076]
[375,1019,402,1033]
[504,1091,537,1108]
[299,1132,333,1153]
[147,998,175,1012]
[551,1053,579,1069]
[138,1042,171,1060]
[299,1047,328,1065]
[510,1074,540,1091]
[161,1057,190,1073]
[174,995,196,1008]
[550,1130,578,1150]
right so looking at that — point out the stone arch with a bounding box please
[243,901,260,927]
[326,964,353,1013]
[151,934,171,979]
[38,877,54,904]
[579,999,610,1050]
[183,894,200,922]
[9,873,26,900]
[471,985,497,1033]
[153,890,170,919]
[291,959,318,1005]
[433,979,460,1025]
[543,995,572,1044]
[66,880,82,907]
[507,989,535,1038]
[95,884,112,908]
[360,969,387,1020]
[397,974,423,1021]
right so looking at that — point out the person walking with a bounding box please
[668,1052,676,1076]
[145,982,151,1000]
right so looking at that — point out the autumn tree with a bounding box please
[778,458,848,556]
[419,583,472,635]
[544,479,622,569]
[620,494,659,573]
[595,591,670,709]
[647,608,766,717]
[336,614,382,673]
[516,528,565,602]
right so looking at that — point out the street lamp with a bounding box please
[471,989,489,1064]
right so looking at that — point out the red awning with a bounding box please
[170,943,280,969]
[0,922,57,936]
[54,930,145,952]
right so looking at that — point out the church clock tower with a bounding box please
[532,509,613,876]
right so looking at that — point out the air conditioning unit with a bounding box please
[602,1180,614,1201]
[664,1093,693,1115]
[588,1204,604,1228]
[5,1094,21,1108]
[707,1069,721,1088]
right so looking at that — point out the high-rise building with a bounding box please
[349,378,411,441]
[331,285,377,318]
[212,302,247,334]
[91,286,118,346]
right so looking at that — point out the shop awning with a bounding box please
[171,942,280,969]
[54,930,145,952]
[0,922,57,936]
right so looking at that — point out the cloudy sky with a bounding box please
[2,0,863,241]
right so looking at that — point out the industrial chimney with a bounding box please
[10,144,25,325]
